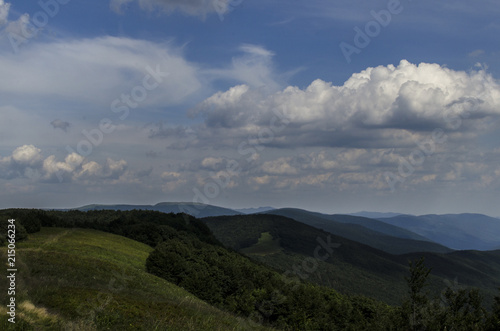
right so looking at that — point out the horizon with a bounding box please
[4,201,499,219]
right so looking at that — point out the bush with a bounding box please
[0,217,28,245]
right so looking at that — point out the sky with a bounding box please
[0,0,500,216]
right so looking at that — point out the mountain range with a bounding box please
[71,202,500,252]
[73,202,242,218]
[201,213,500,308]
[376,213,500,251]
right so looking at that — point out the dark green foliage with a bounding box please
[267,208,453,254]
[405,257,431,330]
[204,214,412,304]
[398,258,492,330]
[437,287,486,330]
[0,208,222,256]
[146,231,397,330]
[0,217,28,245]
[1,208,499,330]
[205,214,500,310]
[0,209,44,234]
[486,289,500,330]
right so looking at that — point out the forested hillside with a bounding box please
[1,209,499,330]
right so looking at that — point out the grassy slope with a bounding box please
[0,228,271,331]
[240,232,283,256]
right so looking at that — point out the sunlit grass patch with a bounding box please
[240,232,283,256]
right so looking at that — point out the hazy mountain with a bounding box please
[74,202,242,218]
[265,208,452,254]
[349,211,404,218]
[377,213,500,251]
[235,206,275,214]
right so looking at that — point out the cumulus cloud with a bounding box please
[261,158,298,175]
[50,119,71,132]
[191,60,500,149]
[42,153,84,182]
[0,145,43,179]
[161,170,186,191]
[11,145,43,166]
[0,145,132,184]
[110,0,231,17]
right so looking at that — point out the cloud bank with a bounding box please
[0,145,134,184]
[189,60,500,149]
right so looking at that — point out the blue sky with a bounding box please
[1,0,500,216]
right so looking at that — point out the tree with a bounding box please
[404,257,431,330]
[440,287,486,330]
[486,288,500,330]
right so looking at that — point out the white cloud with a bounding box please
[0,1,36,53]
[110,0,231,17]
[192,60,500,149]
[76,161,103,178]
[0,36,202,109]
[105,158,128,179]
[11,145,43,167]
[0,145,133,185]
[0,0,10,26]
[261,158,298,175]
[468,49,485,58]
[200,157,225,170]
[0,145,43,179]
[161,171,186,192]
[202,44,282,93]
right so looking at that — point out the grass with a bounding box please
[0,228,273,330]
[240,232,283,256]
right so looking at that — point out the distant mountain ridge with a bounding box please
[70,203,500,251]
[236,206,275,214]
[377,213,500,251]
[266,208,452,254]
[349,211,404,219]
[73,202,242,218]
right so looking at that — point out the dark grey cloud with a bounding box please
[50,119,71,132]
